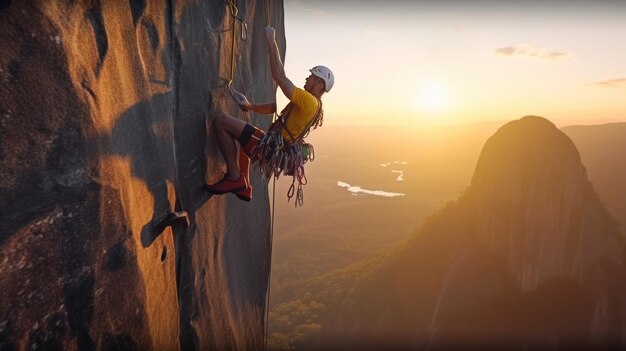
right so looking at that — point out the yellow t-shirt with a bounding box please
[280,88,320,142]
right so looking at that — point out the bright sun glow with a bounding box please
[418,82,449,112]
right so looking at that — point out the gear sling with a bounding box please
[248,100,323,207]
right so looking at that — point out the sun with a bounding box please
[418,82,449,112]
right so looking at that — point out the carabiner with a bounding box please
[287,183,295,200]
[234,16,248,41]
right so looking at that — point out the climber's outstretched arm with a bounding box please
[265,26,295,100]
[247,102,276,114]
[228,88,276,114]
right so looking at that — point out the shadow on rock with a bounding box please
[98,92,194,247]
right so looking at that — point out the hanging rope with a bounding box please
[263,1,275,350]
[264,0,272,27]
[225,0,237,90]
[225,0,248,91]
[221,11,275,349]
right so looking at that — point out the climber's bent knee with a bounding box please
[213,111,229,127]
[213,111,247,137]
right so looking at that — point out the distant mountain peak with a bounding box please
[470,115,583,195]
[456,116,622,291]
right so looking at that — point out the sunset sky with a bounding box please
[277,0,626,127]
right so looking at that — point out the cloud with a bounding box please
[587,78,626,89]
[494,44,570,61]
[286,0,335,18]
[301,7,335,19]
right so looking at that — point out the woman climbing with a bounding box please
[205,25,334,202]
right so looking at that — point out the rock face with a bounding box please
[0,1,283,349]
[465,116,623,291]
[324,116,626,349]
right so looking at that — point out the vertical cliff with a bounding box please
[0,0,283,349]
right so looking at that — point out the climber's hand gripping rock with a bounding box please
[228,87,252,111]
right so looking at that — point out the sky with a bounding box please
[278,0,626,128]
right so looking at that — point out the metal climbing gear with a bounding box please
[249,100,323,207]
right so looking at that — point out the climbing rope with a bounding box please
[225,0,248,91]
[264,0,272,26]
[221,9,275,347]
[221,3,318,344]
[265,165,276,351]
[263,1,274,349]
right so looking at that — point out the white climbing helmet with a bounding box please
[309,65,334,92]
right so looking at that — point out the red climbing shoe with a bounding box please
[235,186,253,202]
[205,173,247,195]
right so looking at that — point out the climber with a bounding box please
[205,25,334,201]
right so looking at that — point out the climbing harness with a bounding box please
[248,102,322,207]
